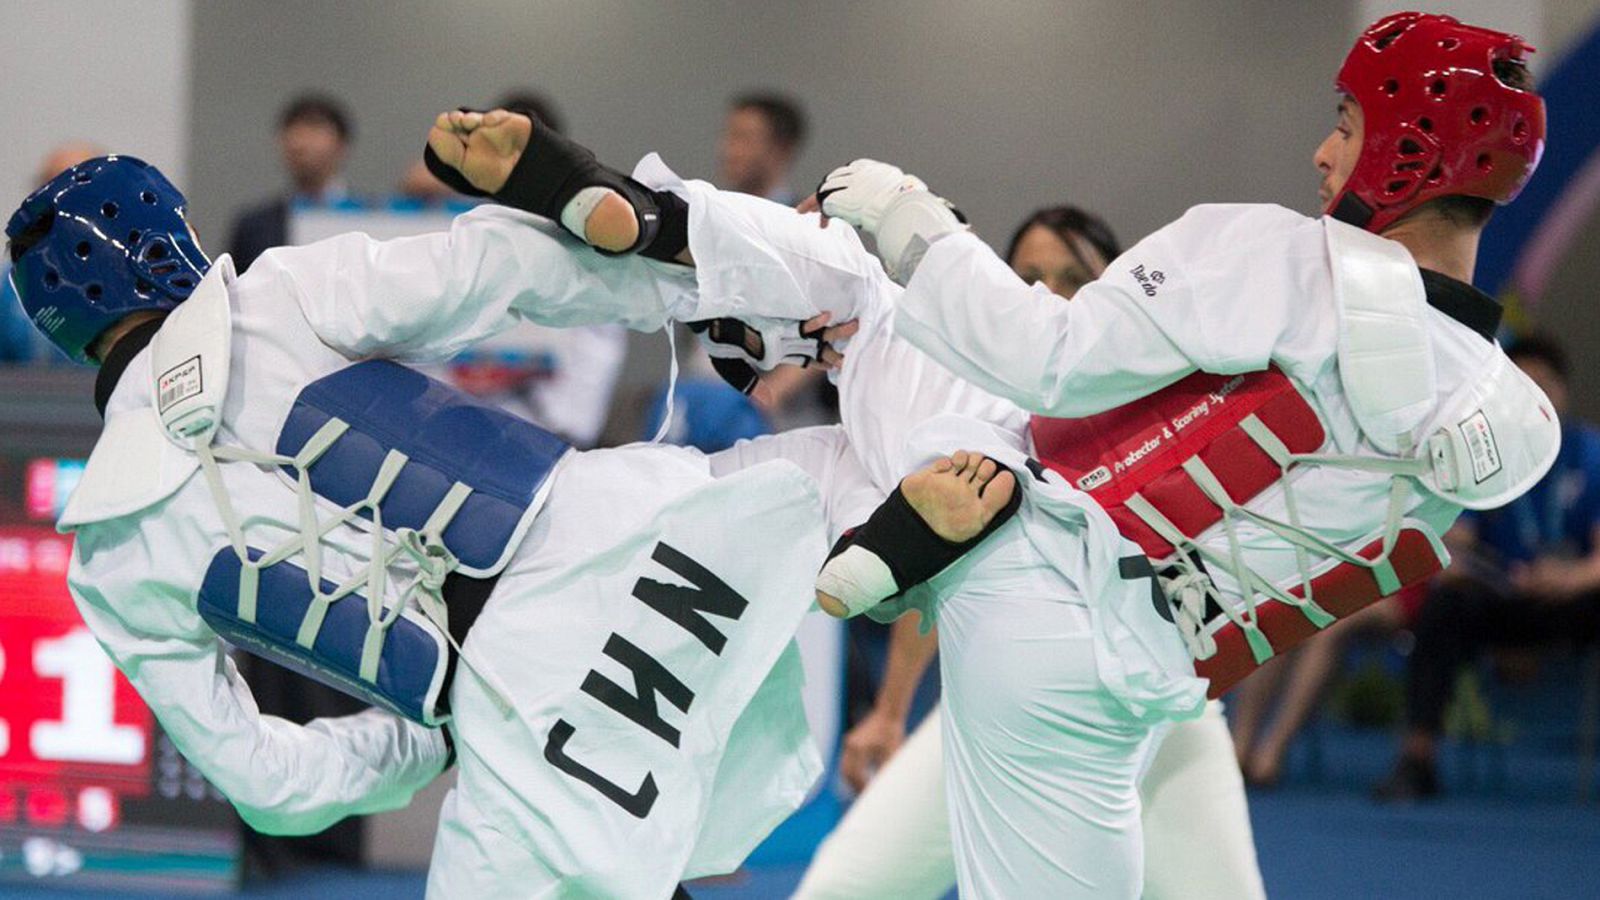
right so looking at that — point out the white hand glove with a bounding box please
[816,159,927,232]
[817,158,968,285]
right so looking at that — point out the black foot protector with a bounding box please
[423,111,688,259]
[817,459,1024,616]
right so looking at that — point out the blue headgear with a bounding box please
[5,156,210,363]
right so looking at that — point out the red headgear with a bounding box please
[1328,11,1546,232]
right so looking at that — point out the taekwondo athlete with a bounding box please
[4,153,1012,898]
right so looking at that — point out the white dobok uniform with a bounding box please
[793,699,1264,900]
[636,158,1559,898]
[55,208,887,899]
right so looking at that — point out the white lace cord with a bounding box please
[1135,427,1435,666]
[1160,564,1219,661]
[192,419,529,724]
[1124,493,1268,662]
[1239,416,1324,618]
[650,325,681,444]
[1177,458,1281,665]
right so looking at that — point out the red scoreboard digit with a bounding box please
[0,525,240,890]
[0,527,152,831]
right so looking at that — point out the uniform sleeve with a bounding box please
[893,204,1331,417]
[67,528,449,837]
[259,205,697,362]
[709,425,883,542]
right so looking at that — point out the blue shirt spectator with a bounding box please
[1472,421,1600,565]
[643,378,770,452]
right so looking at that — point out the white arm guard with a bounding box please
[874,189,967,284]
[818,159,967,284]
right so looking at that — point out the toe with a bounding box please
[975,457,999,487]
[931,456,954,474]
[979,470,1017,520]
[950,450,971,478]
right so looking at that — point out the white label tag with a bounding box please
[1077,465,1112,491]
[1457,410,1502,484]
[157,355,203,414]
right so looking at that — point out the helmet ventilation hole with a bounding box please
[1512,119,1529,142]
[1439,38,1460,50]
[1429,79,1448,96]
[1418,117,1433,132]
[1470,107,1488,125]
[1375,28,1404,51]
[127,230,142,244]
[1477,153,1493,171]
[101,202,119,218]
[171,277,194,290]
[73,171,93,184]
[135,280,154,298]
[43,271,60,289]
[140,191,157,205]
[74,241,92,259]
[86,284,103,300]
[1385,180,1409,195]
[1426,165,1443,183]
[145,242,168,262]
[1399,138,1424,155]
[1382,79,1401,96]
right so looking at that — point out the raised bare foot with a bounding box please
[425,109,638,252]
[816,451,1017,617]
[900,450,1018,543]
[427,109,530,195]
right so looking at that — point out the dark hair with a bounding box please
[730,92,807,151]
[496,90,565,135]
[278,93,353,142]
[1507,332,1569,382]
[1494,57,1533,92]
[1003,204,1122,272]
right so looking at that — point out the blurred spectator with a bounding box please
[643,364,771,452]
[1230,588,1421,786]
[396,159,458,207]
[1,141,105,365]
[227,93,354,271]
[716,91,807,203]
[1376,335,1600,800]
[33,141,107,188]
[705,92,825,429]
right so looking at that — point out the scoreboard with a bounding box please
[0,522,240,893]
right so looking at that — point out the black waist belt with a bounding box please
[436,569,500,714]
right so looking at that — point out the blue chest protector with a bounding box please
[195,360,570,725]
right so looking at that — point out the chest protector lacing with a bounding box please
[1032,367,1446,695]
[153,273,569,726]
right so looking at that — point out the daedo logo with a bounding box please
[1129,264,1166,298]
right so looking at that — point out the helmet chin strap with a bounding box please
[1328,191,1375,231]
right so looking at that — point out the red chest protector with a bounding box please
[1030,367,1446,697]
